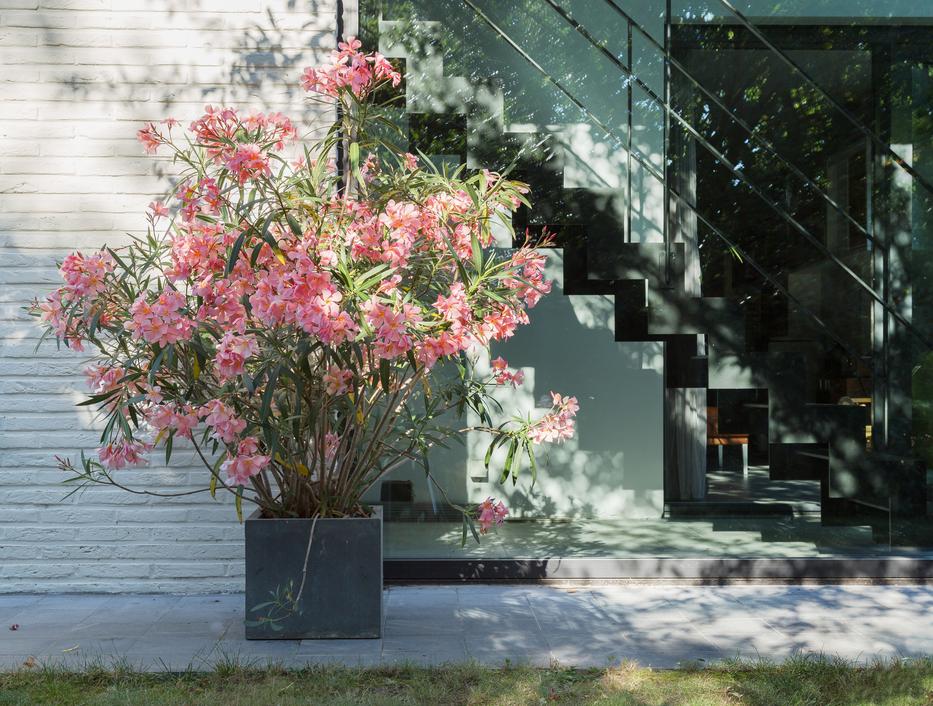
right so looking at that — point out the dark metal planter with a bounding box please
[244,507,383,639]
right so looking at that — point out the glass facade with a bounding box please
[359,0,933,564]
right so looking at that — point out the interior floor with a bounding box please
[705,466,821,505]
[383,516,933,560]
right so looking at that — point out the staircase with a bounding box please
[370,0,933,547]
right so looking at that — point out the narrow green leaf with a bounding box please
[526,441,538,488]
[471,229,483,272]
[379,358,391,392]
[148,346,166,384]
[484,439,496,470]
[285,212,302,236]
[235,488,244,523]
[164,432,173,465]
[503,438,518,485]
[467,516,481,543]
[225,228,248,275]
[461,515,468,547]
[209,472,217,498]
[260,364,281,423]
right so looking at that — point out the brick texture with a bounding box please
[0,0,336,593]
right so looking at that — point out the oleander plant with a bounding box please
[32,38,578,539]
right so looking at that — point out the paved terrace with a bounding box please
[0,584,931,671]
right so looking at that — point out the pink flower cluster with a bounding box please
[491,357,524,387]
[182,106,294,187]
[99,439,151,470]
[83,364,125,410]
[225,143,270,185]
[221,437,270,486]
[529,392,579,444]
[199,400,247,444]
[505,249,551,308]
[477,497,508,534]
[300,37,401,98]
[250,257,359,347]
[145,403,199,439]
[214,332,259,381]
[59,251,113,299]
[126,289,194,346]
[323,366,353,395]
[189,105,295,162]
[362,297,423,360]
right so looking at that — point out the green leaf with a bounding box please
[148,346,166,384]
[76,389,121,407]
[225,228,248,276]
[461,515,468,547]
[471,229,483,272]
[526,441,538,488]
[349,141,360,169]
[164,432,173,465]
[209,472,217,498]
[466,515,481,544]
[484,439,496,470]
[260,364,281,423]
[501,438,518,485]
[285,212,302,236]
[235,488,244,523]
[379,358,391,392]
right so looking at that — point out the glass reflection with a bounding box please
[360,0,933,560]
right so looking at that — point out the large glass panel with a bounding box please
[360,0,933,563]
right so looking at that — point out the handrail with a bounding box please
[457,0,904,361]
[715,0,933,199]
[539,0,932,349]
[458,0,933,353]
[667,186,871,372]
[595,0,872,244]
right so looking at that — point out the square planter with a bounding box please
[244,506,383,639]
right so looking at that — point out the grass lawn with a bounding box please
[1,657,932,705]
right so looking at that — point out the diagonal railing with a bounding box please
[534,0,933,351]
[595,0,872,244]
[457,0,891,366]
[715,0,933,200]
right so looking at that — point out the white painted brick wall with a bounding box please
[0,0,337,593]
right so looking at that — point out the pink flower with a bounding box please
[477,497,508,534]
[528,392,579,444]
[300,37,400,98]
[59,251,113,299]
[369,52,401,87]
[224,143,270,184]
[402,152,418,170]
[136,122,163,154]
[222,436,270,486]
[199,400,246,444]
[214,332,258,381]
[322,366,353,395]
[125,289,194,346]
[145,403,198,439]
[83,364,125,410]
[148,201,169,220]
[491,357,524,387]
[98,439,150,469]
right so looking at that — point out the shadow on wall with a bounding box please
[2,3,338,522]
[367,250,665,523]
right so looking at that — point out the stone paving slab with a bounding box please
[0,585,930,671]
